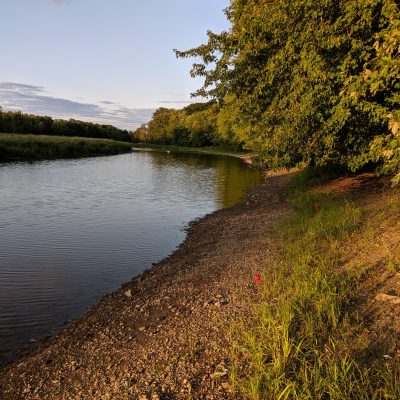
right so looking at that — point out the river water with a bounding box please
[0,150,262,365]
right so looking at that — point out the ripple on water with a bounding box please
[0,151,262,365]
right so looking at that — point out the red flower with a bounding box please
[255,273,262,285]
[314,202,320,213]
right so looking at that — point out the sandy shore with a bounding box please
[0,173,290,399]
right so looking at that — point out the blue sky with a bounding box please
[0,0,229,129]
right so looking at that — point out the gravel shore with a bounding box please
[0,173,290,400]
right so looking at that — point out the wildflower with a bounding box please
[255,272,262,285]
[314,202,320,213]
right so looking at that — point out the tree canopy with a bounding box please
[175,0,400,183]
[132,101,246,149]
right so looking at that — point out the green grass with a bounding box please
[0,133,133,160]
[132,142,251,156]
[231,169,400,399]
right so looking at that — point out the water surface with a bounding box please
[0,151,261,365]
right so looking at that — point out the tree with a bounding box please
[176,0,400,182]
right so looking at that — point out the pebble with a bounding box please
[210,370,228,379]
[221,382,231,390]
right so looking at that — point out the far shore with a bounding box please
[132,143,254,164]
[0,133,132,161]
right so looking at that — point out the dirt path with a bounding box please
[0,174,290,399]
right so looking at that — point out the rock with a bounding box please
[221,382,231,390]
[375,293,400,305]
[124,289,132,298]
[210,370,228,379]
[203,298,216,307]
[139,326,146,332]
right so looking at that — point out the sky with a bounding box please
[0,0,230,129]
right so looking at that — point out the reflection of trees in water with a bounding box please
[149,151,222,171]
[148,151,262,208]
[214,160,262,208]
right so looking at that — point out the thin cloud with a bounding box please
[0,82,154,130]
[159,100,195,104]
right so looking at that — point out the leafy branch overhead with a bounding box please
[174,0,400,183]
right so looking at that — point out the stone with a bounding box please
[210,370,228,379]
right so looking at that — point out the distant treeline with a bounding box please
[0,110,132,142]
[132,101,245,150]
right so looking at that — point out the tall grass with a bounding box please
[0,133,132,160]
[231,169,400,399]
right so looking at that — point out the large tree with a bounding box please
[176,0,400,182]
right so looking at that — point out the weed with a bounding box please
[231,169,400,399]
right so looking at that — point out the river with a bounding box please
[0,150,262,366]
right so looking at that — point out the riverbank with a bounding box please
[132,143,253,164]
[0,134,133,160]
[0,170,399,399]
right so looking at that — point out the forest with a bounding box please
[138,0,399,184]
[132,101,246,150]
[0,110,132,142]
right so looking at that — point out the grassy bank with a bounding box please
[231,169,400,399]
[0,133,133,160]
[132,143,250,157]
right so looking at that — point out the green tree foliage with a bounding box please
[147,107,182,144]
[132,101,241,148]
[0,111,131,142]
[175,0,400,182]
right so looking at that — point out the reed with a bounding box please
[0,133,132,160]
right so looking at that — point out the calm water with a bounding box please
[0,151,261,365]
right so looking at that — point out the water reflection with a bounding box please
[149,151,262,207]
[0,151,261,366]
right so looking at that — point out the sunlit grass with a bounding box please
[0,133,132,160]
[231,169,400,399]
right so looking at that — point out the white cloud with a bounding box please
[0,82,155,130]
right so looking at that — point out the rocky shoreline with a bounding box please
[0,173,290,399]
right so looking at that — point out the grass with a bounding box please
[231,169,400,399]
[0,133,133,160]
[132,142,251,157]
